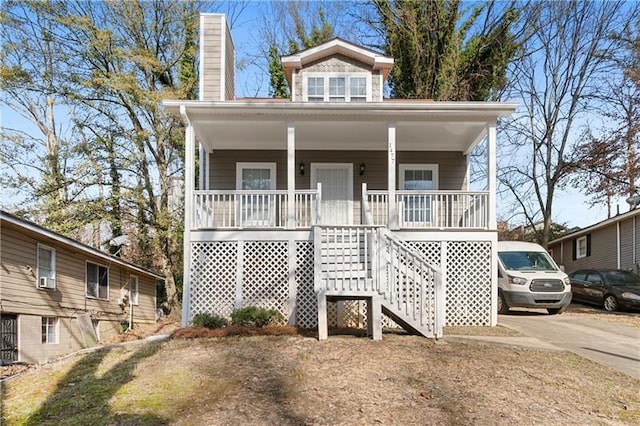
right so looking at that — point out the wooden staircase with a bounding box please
[314,225,444,340]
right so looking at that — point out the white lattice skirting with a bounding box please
[188,240,493,328]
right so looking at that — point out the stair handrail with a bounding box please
[378,227,444,338]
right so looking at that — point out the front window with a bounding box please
[498,251,558,272]
[305,74,369,102]
[399,164,439,225]
[37,244,56,289]
[86,262,109,299]
[42,317,58,344]
[236,163,277,226]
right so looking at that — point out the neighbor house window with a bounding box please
[129,275,139,305]
[576,236,588,259]
[42,317,58,344]
[86,262,109,299]
[305,74,370,102]
[37,244,56,290]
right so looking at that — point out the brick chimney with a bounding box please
[199,14,235,101]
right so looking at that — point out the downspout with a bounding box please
[634,215,637,273]
[617,221,621,269]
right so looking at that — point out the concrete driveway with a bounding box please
[499,311,640,378]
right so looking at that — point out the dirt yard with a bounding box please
[563,302,640,328]
[2,329,639,425]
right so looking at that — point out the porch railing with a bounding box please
[193,187,320,229]
[365,187,489,229]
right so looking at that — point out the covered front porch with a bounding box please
[173,101,508,233]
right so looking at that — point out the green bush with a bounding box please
[231,306,284,327]
[192,312,228,329]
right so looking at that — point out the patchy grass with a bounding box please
[2,332,639,425]
[171,324,299,339]
[444,325,521,336]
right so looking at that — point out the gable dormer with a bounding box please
[281,38,393,102]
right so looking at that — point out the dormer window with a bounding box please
[308,77,324,102]
[304,73,370,102]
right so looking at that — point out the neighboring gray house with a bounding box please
[163,14,517,340]
[549,209,640,274]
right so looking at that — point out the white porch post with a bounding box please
[487,120,498,326]
[487,121,497,230]
[287,122,296,229]
[180,106,194,327]
[388,122,398,230]
[198,143,206,190]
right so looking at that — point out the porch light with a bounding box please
[359,163,366,176]
[299,162,305,176]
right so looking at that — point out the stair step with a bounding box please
[321,255,366,263]
[323,270,368,279]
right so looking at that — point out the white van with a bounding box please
[497,241,572,315]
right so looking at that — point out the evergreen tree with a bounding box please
[372,0,519,101]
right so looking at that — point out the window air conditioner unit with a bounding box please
[39,277,55,289]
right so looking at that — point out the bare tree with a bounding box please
[572,77,639,216]
[499,0,638,247]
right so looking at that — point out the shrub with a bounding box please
[231,306,284,327]
[191,312,228,329]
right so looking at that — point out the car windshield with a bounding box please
[601,270,640,286]
[498,251,557,271]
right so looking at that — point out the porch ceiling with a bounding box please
[193,120,485,151]
[164,100,517,153]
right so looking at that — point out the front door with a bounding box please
[0,314,18,362]
[311,163,353,225]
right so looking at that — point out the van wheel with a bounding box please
[498,292,509,314]
[547,307,565,315]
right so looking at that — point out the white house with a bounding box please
[163,14,517,340]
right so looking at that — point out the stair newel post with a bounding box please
[371,227,378,294]
[314,226,322,292]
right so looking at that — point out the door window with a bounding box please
[585,273,603,284]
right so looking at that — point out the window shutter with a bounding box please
[572,240,577,261]
[586,234,591,257]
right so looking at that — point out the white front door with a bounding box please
[311,163,353,225]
